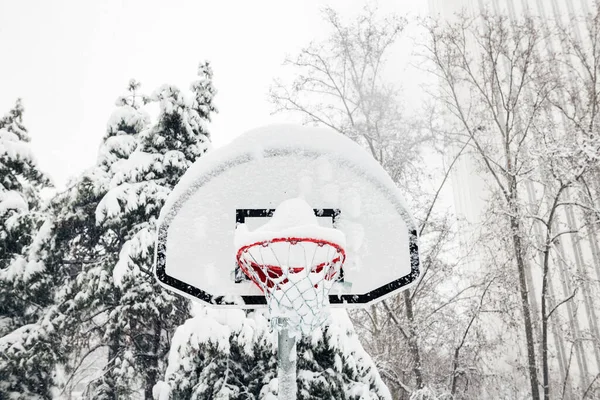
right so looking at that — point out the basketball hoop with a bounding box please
[236,236,345,334]
[155,126,421,400]
[233,198,347,400]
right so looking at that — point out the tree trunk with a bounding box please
[540,188,565,400]
[106,334,120,400]
[403,290,424,388]
[542,304,549,400]
[144,323,162,400]
[510,210,540,400]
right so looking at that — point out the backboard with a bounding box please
[154,124,420,308]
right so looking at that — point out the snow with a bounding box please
[152,85,184,116]
[257,198,317,231]
[160,124,415,227]
[234,197,346,251]
[152,381,170,400]
[3,213,21,232]
[298,173,313,197]
[163,304,391,399]
[28,219,53,260]
[0,220,52,283]
[0,256,26,282]
[96,181,170,224]
[109,151,157,187]
[165,307,272,378]
[341,187,362,218]
[97,134,138,166]
[259,379,279,400]
[0,128,19,142]
[316,156,334,182]
[95,187,122,222]
[113,242,132,287]
[0,323,36,350]
[106,105,150,135]
[0,190,28,214]
[328,310,393,400]
[162,150,188,170]
[113,226,155,287]
[0,128,36,163]
[409,387,438,400]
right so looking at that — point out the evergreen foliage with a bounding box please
[296,312,391,400]
[0,81,150,399]
[161,309,275,400]
[51,80,152,399]
[160,309,391,400]
[0,99,52,326]
[96,63,216,399]
[0,100,54,398]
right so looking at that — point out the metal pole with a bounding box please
[277,318,297,400]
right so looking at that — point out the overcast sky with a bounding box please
[0,0,428,189]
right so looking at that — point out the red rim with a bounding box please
[236,237,346,291]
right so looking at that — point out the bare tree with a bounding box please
[421,9,600,399]
[270,7,495,399]
[270,4,600,398]
[547,6,600,398]
[270,6,427,184]
[419,12,556,400]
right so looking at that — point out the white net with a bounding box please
[236,237,345,335]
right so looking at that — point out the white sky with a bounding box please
[0,0,428,189]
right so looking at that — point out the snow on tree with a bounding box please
[0,81,152,399]
[295,310,392,400]
[157,308,275,400]
[157,308,391,400]
[408,387,438,400]
[420,10,600,399]
[37,80,153,399]
[98,79,149,173]
[0,99,52,331]
[0,99,55,398]
[96,62,216,399]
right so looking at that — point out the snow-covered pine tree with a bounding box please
[0,82,149,399]
[96,62,216,399]
[0,99,56,398]
[159,309,391,400]
[35,80,152,399]
[0,99,52,332]
[295,310,392,400]
[156,308,276,400]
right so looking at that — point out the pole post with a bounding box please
[277,318,297,400]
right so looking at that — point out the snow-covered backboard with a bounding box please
[155,125,420,308]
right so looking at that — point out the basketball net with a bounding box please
[236,237,345,335]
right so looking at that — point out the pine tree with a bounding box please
[0,99,55,398]
[96,62,216,399]
[296,311,392,400]
[0,99,52,332]
[44,80,152,399]
[158,308,276,400]
[89,79,151,399]
[0,81,150,399]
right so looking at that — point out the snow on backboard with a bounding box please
[154,124,420,308]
